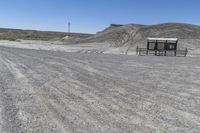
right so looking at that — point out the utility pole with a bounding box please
[68,22,71,36]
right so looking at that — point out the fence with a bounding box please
[136,47,188,57]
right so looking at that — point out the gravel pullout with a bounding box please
[0,46,200,133]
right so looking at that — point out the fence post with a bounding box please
[185,48,188,57]
[139,48,141,55]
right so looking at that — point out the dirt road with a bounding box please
[0,46,200,133]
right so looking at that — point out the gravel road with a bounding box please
[0,46,200,133]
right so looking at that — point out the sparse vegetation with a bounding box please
[0,28,93,41]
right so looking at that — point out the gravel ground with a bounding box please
[0,46,200,133]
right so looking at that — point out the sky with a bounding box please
[0,0,200,33]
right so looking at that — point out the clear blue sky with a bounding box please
[0,0,200,33]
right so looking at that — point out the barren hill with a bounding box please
[79,23,200,55]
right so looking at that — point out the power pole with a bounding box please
[68,22,71,36]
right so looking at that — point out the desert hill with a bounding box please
[79,23,200,55]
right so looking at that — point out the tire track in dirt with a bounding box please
[0,46,200,132]
[0,57,68,132]
[0,47,154,132]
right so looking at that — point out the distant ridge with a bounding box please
[0,28,93,41]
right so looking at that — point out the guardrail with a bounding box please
[136,47,188,57]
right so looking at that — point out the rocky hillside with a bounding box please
[79,23,200,55]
